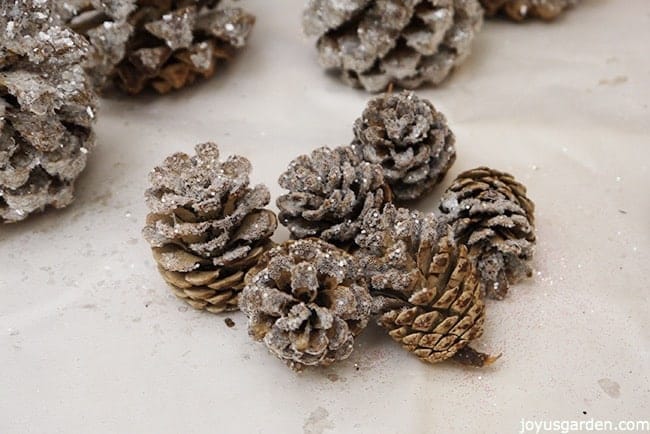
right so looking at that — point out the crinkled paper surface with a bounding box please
[0,1,648,432]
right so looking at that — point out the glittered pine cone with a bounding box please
[277,146,392,248]
[143,142,277,313]
[439,167,535,300]
[356,204,495,367]
[57,0,255,94]
[0,0,97,223]
[353,91,456,201]
[481,0,578,21]
[302,0,483,92]
[240,239,372,371]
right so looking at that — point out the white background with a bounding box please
[1,1,649,433]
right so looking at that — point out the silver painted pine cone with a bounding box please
[143,142,277,313]
[240,239,372,371]
[56,0,255,94]
[0,0,98,223]
[353,91,456,201]
[356,204,495,367]
[303,0,483,92]
[439,167,536,300]
[277,146,392,248]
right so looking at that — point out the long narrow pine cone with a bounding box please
[481,0,578,21]
[57,0,255,94]
[277,146,391,248]
[0,0,98,223]
[302,0,483,92]
[143,143,277,313]
[240,239,372,371]
[439,167,535,300]
[356,204,495,367]
[353,91,456,201]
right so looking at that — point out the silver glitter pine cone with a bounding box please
[355,204,495,366]
[303,0,483,92]
[143,142,277,313]
[277,146,392,248]
[240,238,372,371]
[439,167,536,300]
[353,91,456,201]
[0,0,98,223]
[57,0,255,94]
[481,0,578,21]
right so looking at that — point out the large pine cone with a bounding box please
[143,142,277,313]
[481,0,578,21]
[277,146,391,248]
[58,0,255,94]
[353,91,456,201]
[356,204,493,366]
[240,239,372,371]
[439,167,535,300]
[0,0,97,223]
[303,0,483,92]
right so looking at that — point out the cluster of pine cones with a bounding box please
[143,91,536,371]
[1,0,577,223]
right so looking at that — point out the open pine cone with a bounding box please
[277,146,392,248]
[240,239,372,371]
[356,204,495,367]
[143,142,277,313]
[481,0,578,21]
[0,0,97,223]
[302,0,483,92]
[439,167,535,300]
[353,91,456,201]
[57,0,255,94]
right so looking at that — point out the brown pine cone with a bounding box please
[57,0,255,94]
[240,239,372,371]
[143,142,277,313]
[302,0,483,92]
[353,91,456,201]
[356,204,494,366]
[0,0,98,223]
[439,167,535,300]
[277,146,392,248]
[481,0,578,21]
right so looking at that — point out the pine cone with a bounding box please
[439,167,535,300]
[57,0,255,94]
[240,239,372,370]
[143,142,277,313]
[302,0,483,92]
[356,204,494,366]
[277,146,392,248]
[0,0,98,223]
[481,0,578,21]
[353,91,456,201]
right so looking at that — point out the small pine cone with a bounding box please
[277,146,392,248]
[240,239,372,371]
[353,91,456,201]
[0,0,98,223]
[143,143,277,313]
[438,167,536,300]
[481,0,578,21]
[302,0,483,92]
[356,204,493,367]
[57,0,255,94]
